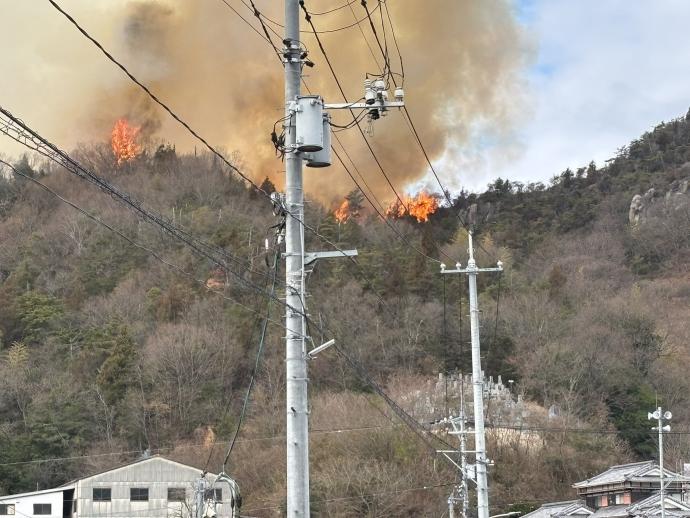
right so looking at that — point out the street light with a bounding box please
[648,406,672,518]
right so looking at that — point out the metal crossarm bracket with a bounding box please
[304,249,357,266]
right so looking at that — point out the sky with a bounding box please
[483,0,690,189]
[2,1,690,195]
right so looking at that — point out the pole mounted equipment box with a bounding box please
[295,95,324,152]
[305,113,331,168]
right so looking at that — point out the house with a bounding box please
[525,461,690,518]
[0,455,240,518]
[573,461,688,509]
[521,499,593,518]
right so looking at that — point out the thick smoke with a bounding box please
[1,1,530,203]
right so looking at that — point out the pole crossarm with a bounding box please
[304,249,357,265]
[324,101,404,110]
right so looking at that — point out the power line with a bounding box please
[41,0,468,460]
[0,112,313,336]
[300,0,412,218]
[309,0,357,16]
[216,0,281,54]
[359,1,498,262]
[0,159,284,329]
[221,248,280,472]
[45,0,366,283]
[241,482,453,513]
[332,145,445,264]
[202,246,282,474]
[240,0,382,33]
[382,1,404,82]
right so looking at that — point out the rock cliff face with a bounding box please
[629,177,689,225]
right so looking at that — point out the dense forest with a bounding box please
[0,109,688,516]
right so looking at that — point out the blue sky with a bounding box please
[479,0,690,189]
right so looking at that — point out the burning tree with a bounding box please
[386,191,439,223]
[333,189,365,224]
[111,118,141,165]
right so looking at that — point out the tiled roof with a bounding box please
[590,505,629,518]
[523,500,592,518]
[626,493,690,515]
[572,461,684,488]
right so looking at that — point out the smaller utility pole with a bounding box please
[194,476,209,518]
[649,406,672,518]
[440,378,470,518]
[441,232,502,518]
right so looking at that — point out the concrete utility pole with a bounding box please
[194,476,209,518]
[441,232,502,518]
[649,406,672,518]
[443,378,470,518]
[283,0,309,515]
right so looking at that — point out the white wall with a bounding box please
[0,489,65,518]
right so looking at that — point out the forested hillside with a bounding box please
[0,110,688,516]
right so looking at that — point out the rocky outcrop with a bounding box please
[629,177,689,225]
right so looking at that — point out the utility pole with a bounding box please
[441,232,502,518]
[649,406,672,518]
[444,377,470,518]
[279,4,399,512]
[194,475,208,518]
[283,0,309,515]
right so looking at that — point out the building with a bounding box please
[0,456,240,518]
[573,461,687,509]
[525,461,690,518]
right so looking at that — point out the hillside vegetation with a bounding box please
[0,111,688,516]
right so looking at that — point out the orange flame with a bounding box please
[111,118,141,165]
[334,199,351,224]
[386,191,439,223]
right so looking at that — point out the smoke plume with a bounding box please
[0,1,531,204]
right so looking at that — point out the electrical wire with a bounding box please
[382,0,404,81]
[2,113,444,464]
[359,0,499,263]
[0,159,285,329]
[310,0,358,16]
[299,0,415,222]
[332,146,444,264]
[45,0,389,310]
[0,113,315,337]
[216,0,281,56]
[221,247,279,472]
[241,482,453,513]
[40,0,486,461]
[240,0,382,33]
[201,244,282,474]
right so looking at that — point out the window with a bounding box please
[93,488,112,502]
[167,488,186,502]
[130,488,149,502]
[0,504,15,515]
[204,488,222,502]
[33,504,51,515]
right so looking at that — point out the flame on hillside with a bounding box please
[334,199,351,224]
[386,192,439,223]
[111,118,141,165]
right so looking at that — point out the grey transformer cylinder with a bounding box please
[295,95,324,152]
[305,113,331,168]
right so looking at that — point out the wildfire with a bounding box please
[334,199,351,224]
[111,118,141,165]
[386,191,439,223]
